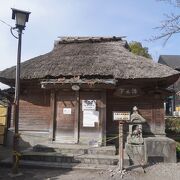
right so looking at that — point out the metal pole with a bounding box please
[12,28,22,174]
[119,121,124,171]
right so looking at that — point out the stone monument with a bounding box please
[125,106,147,165]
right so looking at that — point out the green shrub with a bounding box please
[176,142,180,159]
[165,117,180,135]
[177,143,180,152]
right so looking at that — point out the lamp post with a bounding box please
[11,8,30,174]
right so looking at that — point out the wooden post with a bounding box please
[119,121,124,171]
[74,90,80,143]
[50,90,56,141]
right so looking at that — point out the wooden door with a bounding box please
[79,92,102,146]
[56,91,76,143]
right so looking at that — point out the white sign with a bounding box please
[63,108,72,115]
[113,111,130,121]
[82,100,96,111]
[83,110,99,127]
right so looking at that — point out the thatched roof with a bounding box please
[0,37,179,84]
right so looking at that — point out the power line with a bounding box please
[0,18,13,28]
[0,18,18,39]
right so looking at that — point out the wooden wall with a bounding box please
[18,89,51,131]
[9,84,165,146]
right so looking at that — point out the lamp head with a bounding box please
[11,8,31,30]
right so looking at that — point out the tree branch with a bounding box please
[148,13,180,45]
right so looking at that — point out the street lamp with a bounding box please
[11,8,31,175]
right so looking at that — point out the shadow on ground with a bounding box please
[0,167,74,180]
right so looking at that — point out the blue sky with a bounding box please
[0,0,180,88]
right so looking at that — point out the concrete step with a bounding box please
[0,148,130,169]
[21,151,119,165]
[1,158,118,170]
[33,144,116,156]
[19,160,117,170]
[20,144,130,168]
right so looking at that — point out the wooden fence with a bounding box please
[0,105,7,144]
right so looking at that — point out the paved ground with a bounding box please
[0,145,12,161]
[0,163,180,180]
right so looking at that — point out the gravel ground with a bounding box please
[0,163,180,180]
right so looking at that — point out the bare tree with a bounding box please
[150,0,180,44]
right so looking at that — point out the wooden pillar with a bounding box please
[49,90,56,141]
[101,91,107,146]
[119,121,124,171]
[74,91,80,143]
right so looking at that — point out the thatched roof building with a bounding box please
[0,37,179,87]
[1,37,179,164]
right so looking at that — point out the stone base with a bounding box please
[125,137,176,165]
[6,129,50,150]
[125,144,146,165]
[144,137,176,163]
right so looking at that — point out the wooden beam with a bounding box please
[41,79,116,90]
[74,91,80,143]
[49,90,56,141]
[41,78,117,85]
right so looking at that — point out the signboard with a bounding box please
[114,87,140,98]
[82,100,96,111]
[83,110,99,127]
[63,108,72,115]
[113,111,130,121]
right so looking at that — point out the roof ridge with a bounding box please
[55,36,126,44]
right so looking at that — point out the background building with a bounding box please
[158,55,180,116]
